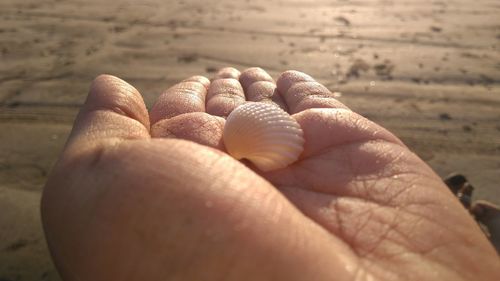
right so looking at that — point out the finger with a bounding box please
[151,112,225,150]
[276,70,349,114]
[239,67,287,110]
[238,67,274,91]
[246,81,288,110]
[66,74,150,150]
[150,76,210,124]
[206,78,245,117]
[294,108,405,158]
[183,75,210,89]
[214,67,241,80]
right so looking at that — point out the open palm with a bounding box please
[41,68,499,281]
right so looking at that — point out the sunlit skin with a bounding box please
[41,67,500,281]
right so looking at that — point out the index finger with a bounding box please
[276,70,349,114]
[149,76,210,124]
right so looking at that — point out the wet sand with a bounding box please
[0,0,499,279]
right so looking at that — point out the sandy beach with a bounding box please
[0,0,499,279]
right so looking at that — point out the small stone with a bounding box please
[439,113,452,120]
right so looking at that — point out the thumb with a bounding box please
[64,75,150,156]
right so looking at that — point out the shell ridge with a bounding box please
[245,144,304,159]
[223,102,305,172]
[242,136,304,151]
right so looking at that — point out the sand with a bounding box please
[0,0,499,279]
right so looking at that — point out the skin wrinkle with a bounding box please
[334,198,381,246]
[246,81,275,99]
[383,176,451,207]
[335,198,471,281]
[84,110,149,139]
[345,142,360,183]
[239,67,275,91]
[114,89,148,123]
[198,115,222,130]
[168,151,348,280]
[276,71,315,94]
[286,141,396,193]
[363,232,467,281]
[351,114,364,135]
[401,216,451,255]
[183,95,203,110]
[206,80,246,116]
[289,158,338,190]
[207,79,243,98]
[357,177,382,205]
[364,204,435,258]
[181,114,217,133]
[400,200,472,242]
[64,112,149,164]
[275,186,362,275]
[349,204,379,250]
[229,184,358,278]
[128,142,233,209]
[171,83,207,104]
[159,126,177,138]
[374,176,421,207]
[196,118,223,144]
[356,149,421,180]
[356,216,402,259]
[245,81,288,111]
[150,81,208,124]
[286,82,331,97]
[89,76,149,128]
[351,172,439,207]
[201,71,492,277]
[150,112,225,149]
[293,110,406,159]
[304,136,391,160]
[42,70,500,280]
[333,198,350,249]
[291,97,332,114]
[290,81,329,91]
[209,99,244,116]
[88,106,138,126]
[340,181,464,253]
[297,94,337,103]
[270,144,438,225]
[280,181,464,265]
[388,206,463,254]
[209,91,245,100]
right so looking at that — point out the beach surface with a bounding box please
[0,0,499,279]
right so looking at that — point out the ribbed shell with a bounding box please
[223,102,304,172]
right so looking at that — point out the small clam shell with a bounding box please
[223,102,304,172]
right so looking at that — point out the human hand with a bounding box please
[41,67,500,280]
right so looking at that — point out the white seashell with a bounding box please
[223,102,305,172]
